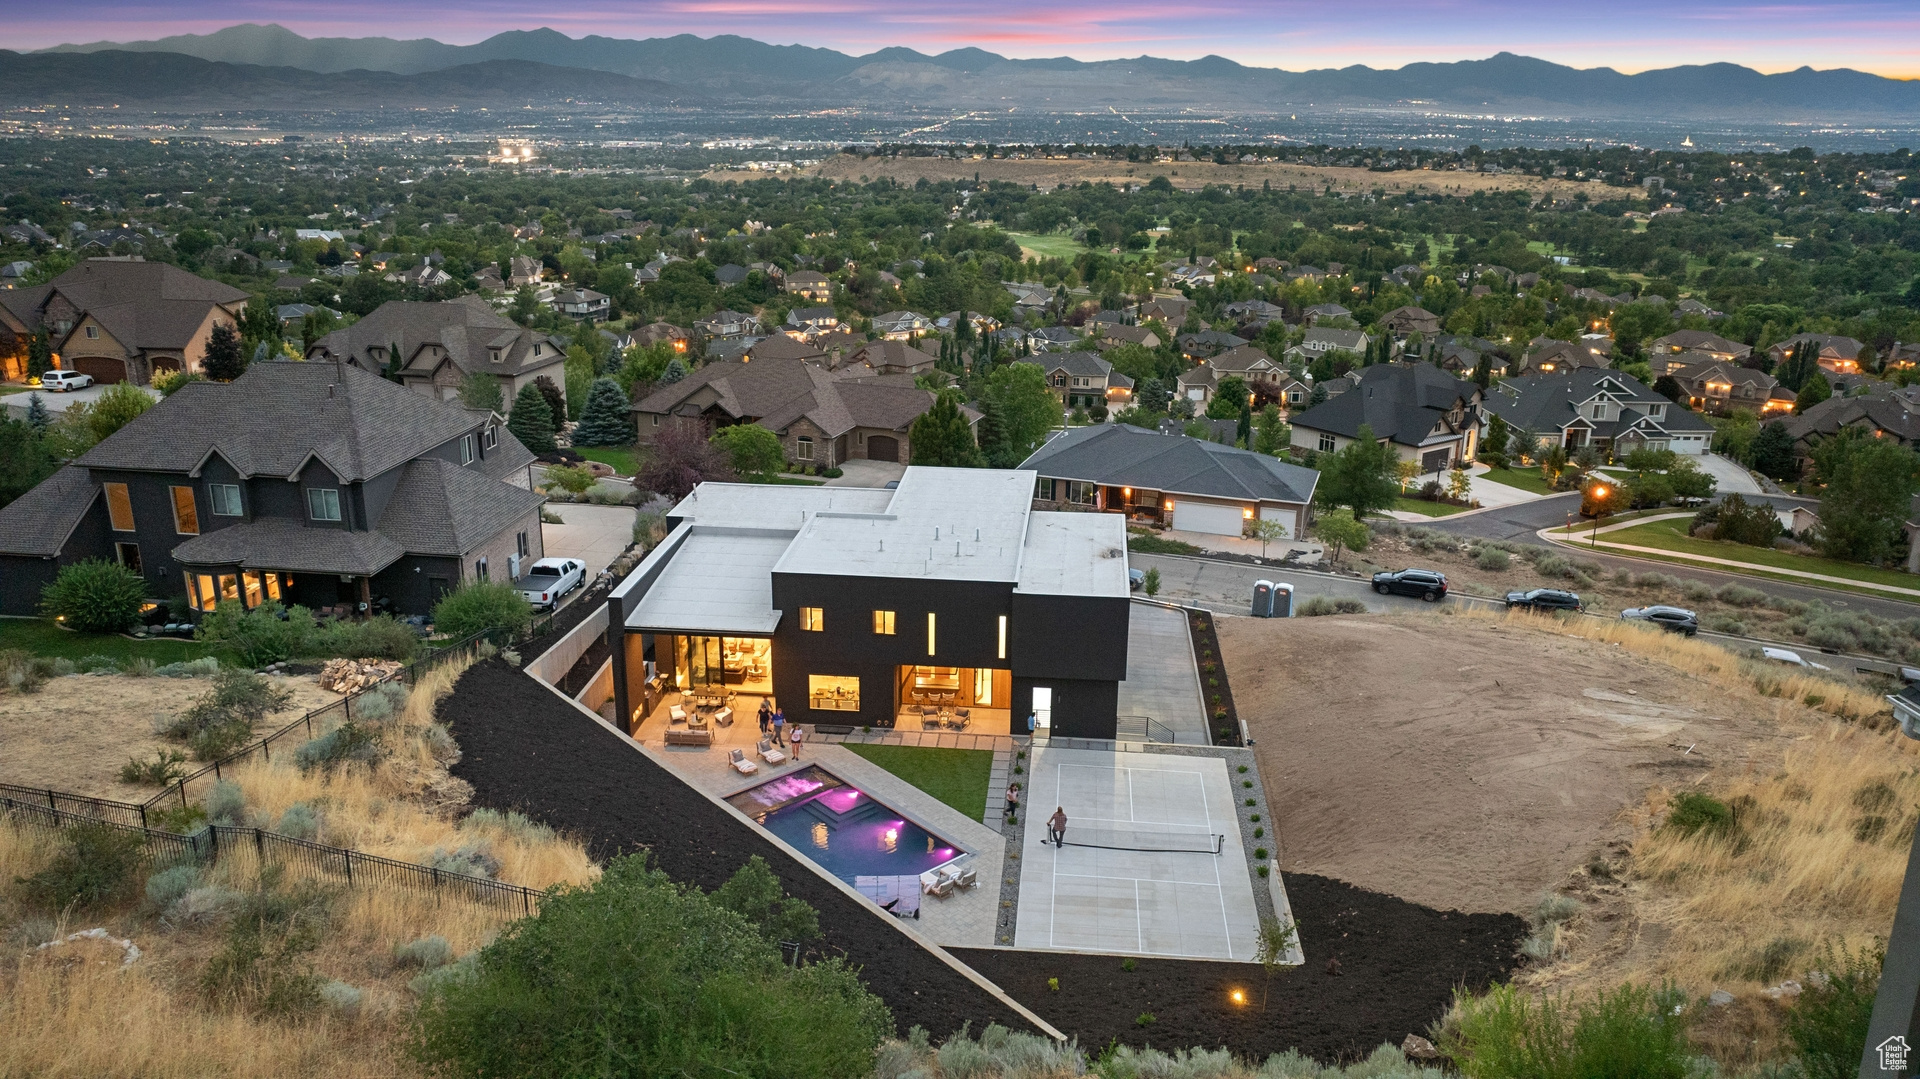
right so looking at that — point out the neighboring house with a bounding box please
[1288,363,1483,473]
[845,340,940,378]
[1650,329,1751,364]
[1221,299,1285,330]
[389,264,452,289]
[0,257,248,386]
[1177,330,1247,361]
[938,311,1002,335]
[551,287,611,322]
[1666,359,1794,415]
[749,333,830,365]
[1137,296,1190,326]
[1020,422,1319,540]
[633,321,691,353]
[1183,345,1291,408]
[605,467,1131,738]
[1027,326,1082,352]
[475,263,506,293]
[1302,302,1351,325]
[714,264,749,287]
[1482,368,1713,459]
[785,306,840,334]
[0,360,541,618]
[784,270,833,302]
[1675,298,1724,319]
[1514,336,1611,376]
[306,295,567,404]
[1886,342,1920,371]
[1036,352,1134,411]
[1769,332,1866,375]
[1292,327,1368,360]
[1084,310,1132,332]
[1092,323,1162,351]
[507,256,543,288]
[2,221,54,245]
[1378,306,1443,338]
[0,260,34,286]
[695,309,760,341]
[872,311,933,340]
[631,356,963,467]
[1780,383,1920,474]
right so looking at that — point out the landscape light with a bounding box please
[1593,485,1609,498]
[1230,989,1246,1005]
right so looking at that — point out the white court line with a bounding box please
[1062,814,1210,830]
[1055,871,1225,887]
[1048,760,1062,949]
[1200,762,1232,956]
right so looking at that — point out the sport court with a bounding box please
[1014,746,1262,960]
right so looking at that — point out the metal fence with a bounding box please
[2,797,543,914]
[0,783,154,829]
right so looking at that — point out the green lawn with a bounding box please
[840,744,993,821]
[573,445,639,476]
[1598,519,1920,591]
[0,617,216,664]
[1391,497,1468,518]
[1004,231,1088,261]
[1475,467,1559,495]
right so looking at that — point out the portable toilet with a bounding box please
[1271,581,1295,617]
[1252,580,1275,617]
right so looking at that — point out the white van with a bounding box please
[40,370,93,392]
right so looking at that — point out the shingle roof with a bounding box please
[1484,369,1713,436]
[1288,363,1478,445]
[376,457,545,556]
[1020,424,1319,504]
[0,465,99,556]
[308,296,565,378]
[170,519,407,576]
[75,360,488,482]
[1039,351,1114,379]
[748,334,827,362]
[1782,383,1920,443]
[1652,329,1749,356]
[1208,345,1279,374]
[7,260,247,352]
[633,356,935,437]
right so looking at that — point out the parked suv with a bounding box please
[1621,605,1698,635]
[40,370,92,392]
[1506,588,1584,612]
[1372,568,1448,601]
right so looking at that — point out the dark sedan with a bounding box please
[1622,605,1699,635]
[1506,588,1584,612]
[1372,568,1449,601]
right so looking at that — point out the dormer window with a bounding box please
[483,425,498,450]
[461,434,476,465]
[489,348,503,364]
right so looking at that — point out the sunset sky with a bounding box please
[17,0,1920,77]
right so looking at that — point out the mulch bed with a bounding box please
[442,659,1039,1039]
[1187,610,1239,746]
[956,874,1525,1064]
[555,633,610,698]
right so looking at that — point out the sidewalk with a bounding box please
[1539,516,1920,599]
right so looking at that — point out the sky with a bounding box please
[16,0,1920,77]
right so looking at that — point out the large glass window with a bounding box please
[104,482,134,531]
[872,610,895,635]
[671,635,772,694]
[808,674,859,711]
[170,486,199,535]
[306,487,342,522]
[209,483,243,516]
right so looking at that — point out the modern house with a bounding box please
[1021,423,1318,539]
[0,360,542,618]
[606,468,1131,739]
[306,296,568,404]
[1482,369,1714,458]
[1036,352,1133,411]
[0,258,249,385]
[631,356,961,466]
[1288,363,1483,473]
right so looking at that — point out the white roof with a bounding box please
[668,482,893,529]
[1015,512,1130,596]
[774,467,1037,583]
[626,528,794,635]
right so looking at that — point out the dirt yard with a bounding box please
[1222,611,1795,916]
[0,672,339,802]
[758,153,1637,201]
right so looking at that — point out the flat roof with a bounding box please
[626,527,793,635]
[773,467,1038,583]
[667,482,892,529]
[1015,512,1131,597]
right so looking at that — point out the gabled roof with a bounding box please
[1038,351,1115,379]
[1208,345,1280,374]
[1782,383,1920,443]
[1485,369,1713,435]
[0,465,100,556]
[1302,327,1368,351]
[1288,363,1478,446]
[1773,332,1864,358]
[376,457,545,556]
[1651,329,1749,356]
[632,356,937,437]
[308,296,565,378]
[9,260,247,352]
[748,334,827,362]
[1020,423,1319,505]
[74,360,490,482]
[848,340,938,371]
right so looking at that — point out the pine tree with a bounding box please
[384,340,405,382]
[661,357,687,385]
[202,322,246,382]
[572,377,634,447]
[1236,401,1253,448]
[909,391,983,467]
[507,382,557,454]
[26,327,52,380]
[975,397,1010,468]
[24,392,50,434]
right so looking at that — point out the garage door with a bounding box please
[1171,500,1245,536]
[867,436,898,462]
[69,357,127,385]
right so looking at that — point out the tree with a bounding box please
[0,415,57,508]
[1235,401,1253,448]
[202,322,246,382]
[383,340,405,382]
[86,382,154,444]
[412,853,891,1079]
[710,855,821,947]
[1482,412,1510,460]
[1794,371,1832,413]
[544,464,598,496]
[637,423,735,501]
[1206,376,1249,420]
[507,382,557,455]
[41,559,148,633]
[710,423,786,477]
[1254,916,1298,1012]
[1446,467,1471,503]
[1141,567,1161,597]
[1253,404,1287,456]
[26,327,53,380]
[660,356,688,384]
[1311,507,1370,565]
[1250,517,1289,558]
[909,391,983,467]
[458,371,505,414]
[563,344,595,421]
[431,580,532,640]
[1750,421,1799,480]
[1316,424,1401,516]
[571,377,634,447]
[533,375,568,426]
[1653,375,1686,405]
[1667,459,1717,501]
[980,362,1058,464]
[1812,427,1920,563]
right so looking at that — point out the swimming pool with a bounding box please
[728,766,963,883]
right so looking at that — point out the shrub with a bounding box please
[17,822,149,911]
[201,876,331,1015]
[1784,942,1882,1079]
[462,807,555,845]
[313,614,419,661]
[168,885,244,926]
[413,853,891,1079]
[349,681,409,723]
[319,979,364,1016]
[394,934,454,970]
[40,558,149,633]
[145,864,203,912]
[206,779,247,825]
[164,668,295,760]
[276,802,320,840]
[432,581,532,642]
[1665,791,1735,837]
[197,600,314,666]
[1715,584,1767,608]
[1443,981,1691,1079]
[1300,596,1368,616]
[155,657,222,678]
[2,649,57,694]
[1532,553,1571,578]
[1474,547,1512,571]
[429,840,502,879]
[293,721,382,773]
[119,748,189,786]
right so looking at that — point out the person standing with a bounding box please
[1026,711,1036,737]
[789,723,805,760]
[1048,806,1067,847]
[771,708,786,746]
[1004,783,1020,818]
[757,699,772,737]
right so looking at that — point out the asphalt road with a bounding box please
[1421,491,1920,622]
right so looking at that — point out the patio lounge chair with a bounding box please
[955,708,969,719]
[728,749,758,774]
[668,704,687,724]
[954,866,978,889]
[924,874,955,898]
[757,739,787,765]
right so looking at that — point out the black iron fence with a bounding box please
[2,797,543,914]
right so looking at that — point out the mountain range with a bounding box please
[20,23,1920,120]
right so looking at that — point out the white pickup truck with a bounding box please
[514,557,586,610]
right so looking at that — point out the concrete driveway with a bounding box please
[2,381,159,420]
[824,459,906,488]
[1693,452,1764,495]
[540,504,634,581]
[1117,600,1209,743]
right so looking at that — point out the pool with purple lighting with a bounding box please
[727,765,963,882]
